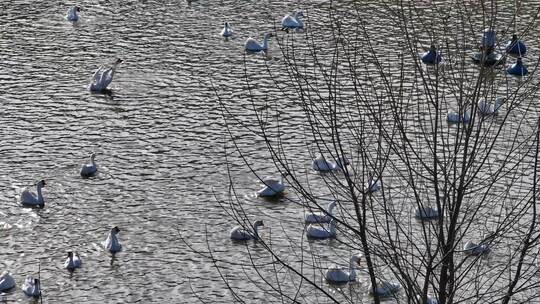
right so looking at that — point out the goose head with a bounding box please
[90,153,96,162]
[264,33,273,39]
[351,253,362,265]
[511,34,518,42]
[114,58,123,65]
[224,22,230,27]
[111,226,120,234]
[67,251,73,258]
[34,278,40,286]
[295,11,304,18]
[75,6,81,12]
[327,201,337,213]
[253,220,264,238]
[37,180,46,208]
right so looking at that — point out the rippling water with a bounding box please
[0,0,325,302]
[2,0,540,302]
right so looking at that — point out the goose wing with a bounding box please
[281,15,299,28]
[92,66,104,81]
[100,67,115,89]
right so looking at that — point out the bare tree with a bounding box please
[203,1,540,303]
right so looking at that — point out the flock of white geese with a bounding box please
[225,43,497,297]
[1,4,502,301]
[230,153,407,297]
[222,9,478,299]
[226,7,506,302]
[233,149,490,299]
[1,150,123,299]
[0,7,127,299]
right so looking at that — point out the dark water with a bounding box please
[2,0,540,303]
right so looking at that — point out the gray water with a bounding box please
[2,0,540,303]
[0,0,329,302]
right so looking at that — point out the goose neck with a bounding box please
[327,202,336,215]
[348,261,357,281]
[253,223,262,239]
[109,233,119,248]
[34,280,40,293]
[36,184,44,202]
[329,221,336,234]
[70,7,78,18]
[262,35,271,49]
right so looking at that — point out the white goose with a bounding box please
[311,155,349,172]
[447,110,471,123]
[281,11,304,30]
[21,180,46,208]
[414,206,440,220]
[221,22,234,38]
[245,33,273,52]
[80,153,97,178]
[478,97,503,116]
[89,58,123,92]
[66,6,81,22]
[21,276,41,298]
[324,253,362,284]
[104,226,122,254]
[446,111,471,123]
[311,155,336,172]
[369,279,401,297]
[0,271,15,292]
[230,220,264,241]
[64,251,82,270]
[305,201,337,224]
[306,220,336,239]
[463,241,490,256]
[257,174,286,197]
